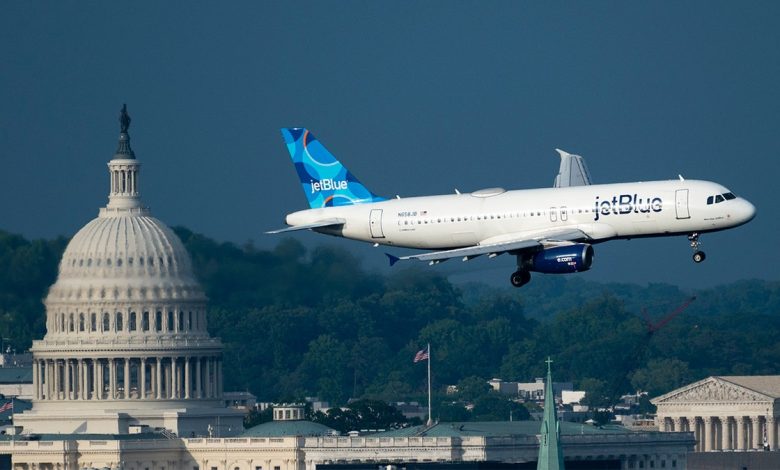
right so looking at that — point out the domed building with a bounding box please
[15,105,243,437]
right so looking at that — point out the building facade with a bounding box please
[14,106,243,437]
[652,375,780,452]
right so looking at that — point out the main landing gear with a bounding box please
[511,253,532,287]
[688,233,706,263]
[510,270,531,288]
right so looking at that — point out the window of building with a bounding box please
[155,311,162,331]
[129,312,137,331]
[116,312,123,331]
[103,312,110,331]
[91,313,97,331]
[79,313,85,331]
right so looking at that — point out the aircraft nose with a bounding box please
[737,199,756,224]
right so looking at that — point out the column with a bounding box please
[33,360,41,400]
[140,358,146,399]
[736,416,745,450]
[64,359,71,400]
[196,357,202,399]
[768,416,776,450]
[721,417,730,450]
[673,417,682,433]
[753,416,763,449]
[32,359,40,400]
[156,357,162,399]
[54,360,61,400]
[124,358,130,399]
[171,357,178,399]
[690,417,700,451]
[703,417,712,451]
[205,357,211,398]
[216,358,222,398]
[184,357,191,399]
[110,358,117,399]
[77,359,84,400]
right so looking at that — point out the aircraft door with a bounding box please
[369,209,385,238]
[675,189,690,219]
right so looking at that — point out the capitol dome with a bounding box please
[18,105,243,437]
[49,215,205,303]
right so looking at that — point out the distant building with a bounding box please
[0,368,32,400]
[653,375,780,469]
[394,401,427,421]
[14,105,243,437]
[224,391,257,411]
[489,378,575,402]
[0,353,32,369]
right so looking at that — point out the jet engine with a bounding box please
[529,244,594,274]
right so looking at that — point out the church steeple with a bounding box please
[537,357,565,470]
[102,104,148,215]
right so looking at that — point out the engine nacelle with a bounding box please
[529,244,594,274]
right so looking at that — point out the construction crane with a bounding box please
[639,296,696,335]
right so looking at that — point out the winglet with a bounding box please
[385,253,401,267]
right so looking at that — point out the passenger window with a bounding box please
[707,196,713,205]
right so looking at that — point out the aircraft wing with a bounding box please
[265,218,346,234]
[387,228,590,265]
[553,149,593,187]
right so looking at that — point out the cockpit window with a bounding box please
[707,192,738,205]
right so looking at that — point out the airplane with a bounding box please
[268,128,756,287]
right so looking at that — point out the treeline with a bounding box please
[2,228,780,416]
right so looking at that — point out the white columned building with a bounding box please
[15,105,243,437]
[652,375,780,452]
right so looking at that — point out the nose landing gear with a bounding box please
[688,233,706,263]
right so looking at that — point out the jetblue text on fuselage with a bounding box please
[594,194,663,221]
[310,179,348,194]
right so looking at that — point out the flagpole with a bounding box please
[427,342,432,426]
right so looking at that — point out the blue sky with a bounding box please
[1,1,778,288]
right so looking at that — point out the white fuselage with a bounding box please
[285,179,755,249]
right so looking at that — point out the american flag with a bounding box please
[414,348,429,363]
[0,401,12,413]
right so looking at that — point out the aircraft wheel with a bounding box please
[510,270,531,288]
[693,251,706,263]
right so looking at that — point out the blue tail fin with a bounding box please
[281,128,386,208]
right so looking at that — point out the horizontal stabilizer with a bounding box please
[266,218,345,234]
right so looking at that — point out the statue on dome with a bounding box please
[119,104,131,133]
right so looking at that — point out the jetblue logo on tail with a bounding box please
[311,179,348,194]
[282,128,385,209]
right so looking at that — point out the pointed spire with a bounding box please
[114,104,136,159]
[537,357,565,470]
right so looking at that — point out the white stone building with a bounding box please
[14,105,243,437]
[652,375,780,452]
